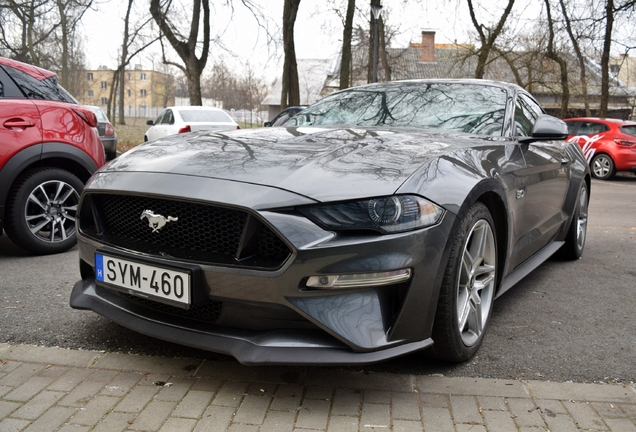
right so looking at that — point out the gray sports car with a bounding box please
[71,79,590,365]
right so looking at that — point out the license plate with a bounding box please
[95,253,191,307]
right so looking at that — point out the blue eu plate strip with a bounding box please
[95,253,104,281]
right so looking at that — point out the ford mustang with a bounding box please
[71,79,590,365]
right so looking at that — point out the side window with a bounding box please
[577,121,608,135]
[566,122,580,135]
[514,93,544,137]
[154,111,165,125]
[161,110,174,125]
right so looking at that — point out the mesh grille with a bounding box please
[117,292,223,323]
[80,193,291,269]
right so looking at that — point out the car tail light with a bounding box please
[73,108,98,127]
[614,138,636,147]
[104,123,115,136]
[236,125,241,130]
[178,125,191,134]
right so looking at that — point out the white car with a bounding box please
[144,106,239,141]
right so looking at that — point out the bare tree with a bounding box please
[281,0,301,109]
[559,0,591,116]
[339,0,356,89]
[544,0,569,117]
[150,0,210,105]
[467,0,516,79]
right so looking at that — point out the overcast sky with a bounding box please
[80,0,475,80]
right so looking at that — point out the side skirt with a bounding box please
[496,241,564,299]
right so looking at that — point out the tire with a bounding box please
[430,202,497,362]
[557,182,589,260]
[5,168,83,255]
[590,154,616,180]
[106,150,117,160]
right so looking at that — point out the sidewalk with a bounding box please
[1,343,635,432]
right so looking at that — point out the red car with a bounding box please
[564,117,636,180]
[0,57,105,254]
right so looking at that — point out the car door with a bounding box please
[508,93,569,269]
[161,109,177,136]
[0,67,43,169]
[567,120,609,164]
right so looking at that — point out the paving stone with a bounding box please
[10,390,64,420]
[193,404,235,432]
[57,380,105,407]
[392,419,425,432]
[391,392,420,421]
[0,417,31,432]
[113,383,159,413]
[536,399,568,415]
[270,384,303,411]
[139,373,172,386]
[0,359,21,374]
[593,401,629,419]
[190,377,221,392]
[246,382,276,396]
[360,402,390,431]
[47,368,93,392]
[0,363,45,387]
[604,417,636,432]
[227,423,259,432]
[541,413,580,432]
[0,400,21,418]
[528,381,636,403]
[564,399,608,430]
[36,365,69,379]
[455,424,487,432]
[261,410,296,432]
[418,376,528,398]
[0,346,100,368]
[0,386,12,398]
[158,417,197,432]
[306,370,414,393]
[92,352,198,375]
[130,400,178,431]
[85,369,119,384]
[57,424,91,432]
[196,361,303,384]
[420,392,449,408]
[363,390,391,405]
[507,397,545,428]
[421,406,455,432]
[450,395,482,424]
[155,376,196,401]
[233,394,272,425]
[296,398,331,430]
[172,389,214,418]
[327,415,359,432]
[99,371,142,397]
[304,386,333,401]
[69,395,119,426]
[331,388,361,416]
[518,427,550,432]
[23,406,76,432]
[477,396,507,411]
[91,411,137,432]
[482,409,518,432]
[212,381,248,408]
[4,376,55,402]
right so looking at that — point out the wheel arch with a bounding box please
[477,191,508,296]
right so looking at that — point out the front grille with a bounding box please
[117,292,223,324]
[80,193,291,269]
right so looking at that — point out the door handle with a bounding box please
[4,119,36,130]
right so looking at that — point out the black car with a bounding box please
[84,105,117,160]
[71,79,590,365]
[264,106,304,127]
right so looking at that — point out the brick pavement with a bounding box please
[1,343,635,431]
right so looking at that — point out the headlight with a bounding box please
[298,195,444,233]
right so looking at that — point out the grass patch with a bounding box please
[114,118,151,153]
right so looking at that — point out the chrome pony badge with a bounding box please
[140,210,178,232]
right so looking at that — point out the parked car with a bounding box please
[71,79,589,365]
[144,106,239,141]
[564,117,636,180]
[84,105,117,160]
[264,106,304,127]
[0,57,105,254]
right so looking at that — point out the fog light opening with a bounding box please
[306,268,412,289]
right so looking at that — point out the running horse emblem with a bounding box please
[140,210,178,232]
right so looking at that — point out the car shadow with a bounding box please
[0,232,31,257]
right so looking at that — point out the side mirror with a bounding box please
[146,120,154,126]
[520,115,568,144]
[264,121,272,127]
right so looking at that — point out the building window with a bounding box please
[140,89,147,97]
[127,89,131,97]
[610,65,620,74]
[101,81,107,89]
[101,97,107,105]
[127,73,131,80]
[87,73,93,81]
[88,90,94,97]
[140,73,147,81]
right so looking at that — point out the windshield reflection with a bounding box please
[288,82,508,136]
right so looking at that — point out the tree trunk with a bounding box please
[544,0,569,118]
[339,0,355,89]
[378,17,390,81]
[559,0,590,116]
[599,0,614,117]
[281,0,301,109]
[56,0,69,88]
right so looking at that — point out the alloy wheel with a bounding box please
[23,180,80,244]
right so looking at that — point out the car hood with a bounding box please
[104,126,487,202]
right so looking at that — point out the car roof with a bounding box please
[168,106,225,111]
[564,117,636,126]
[339,78,527,94]
[0,56,57,80]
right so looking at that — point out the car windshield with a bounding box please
[620,125,636,137]
[288,82,508,136]
[4,65,78,103]
[179,110,232,123]
[85,106,108,122]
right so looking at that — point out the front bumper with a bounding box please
[71,172,456,365]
